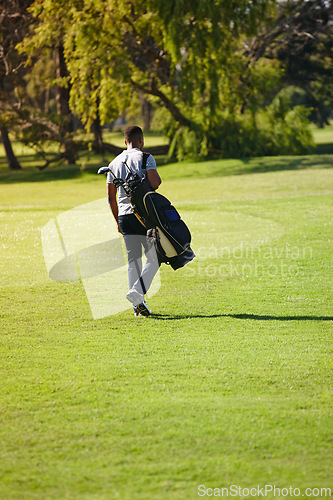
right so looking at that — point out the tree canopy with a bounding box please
[3,0,332,164]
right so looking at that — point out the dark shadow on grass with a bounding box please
[1,148,332,184]
[0,154,105,184]
[151,313,333,321]
[230,155,333,176]
[159,153,333,181]
[0,160,83,184]
[314,143,333,155]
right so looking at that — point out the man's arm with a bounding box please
[107,183,121,233]
[147,169,161,190]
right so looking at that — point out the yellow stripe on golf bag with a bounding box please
[156,227,178,258]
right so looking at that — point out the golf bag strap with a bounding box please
[142,152,150,171]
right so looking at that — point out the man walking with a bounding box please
[106,125,161,316]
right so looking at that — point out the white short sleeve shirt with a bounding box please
[106,148,157,216]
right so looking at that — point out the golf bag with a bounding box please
[99,153,195,270]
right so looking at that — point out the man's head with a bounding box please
[124,125,144,150]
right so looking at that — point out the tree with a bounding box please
[19,0,320,160]
[20,0,280,158]
[0,0,78,169]
[244,0,333,127]
[0,0,34,169]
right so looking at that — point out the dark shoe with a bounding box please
[136,301,151,317]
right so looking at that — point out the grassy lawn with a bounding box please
[0,141,332,499]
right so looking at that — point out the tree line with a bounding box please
[0,0,332,169]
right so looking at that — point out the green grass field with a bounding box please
[0,137,332,499]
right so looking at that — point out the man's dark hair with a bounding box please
[124,125,143,144]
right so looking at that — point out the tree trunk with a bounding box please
[91,111,104,154]
[141,93,152,131]
[54,44,77,164]
[44,87,50,114]
[1,128,21,170]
